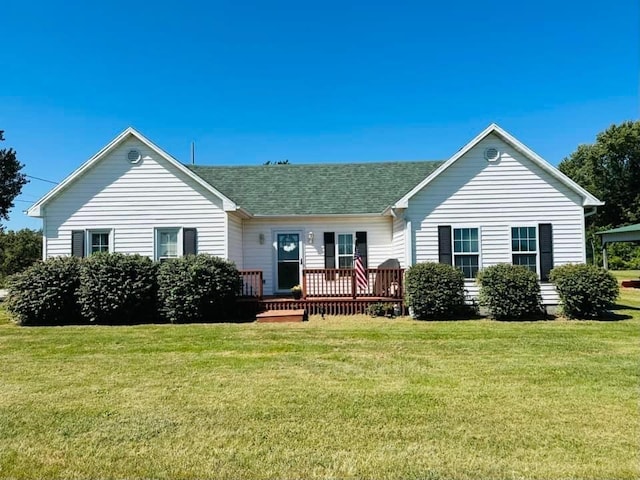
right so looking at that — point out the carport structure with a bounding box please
[596,223,640,269]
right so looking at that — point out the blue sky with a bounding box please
[1,0,637,230]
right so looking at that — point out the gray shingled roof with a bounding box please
[186,161,442,215]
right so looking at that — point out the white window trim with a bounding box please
[155,227,183,261]
[336,232,355,269]
[86,229,114,254]
[452,226,482,279]
[510,225,539,275]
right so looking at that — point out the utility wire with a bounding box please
[25,174,59,184]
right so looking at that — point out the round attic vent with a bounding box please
[127,149,142,164]
[484,147,499,162]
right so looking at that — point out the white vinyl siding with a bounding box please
[227,213,244,269]
[391,215,406,267]
[242,216,393,296]
[408,133,585,304]
[43,137,226,259]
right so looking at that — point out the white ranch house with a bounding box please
[28,124,602,308]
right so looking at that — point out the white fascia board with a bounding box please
[393,123,604,208]
[26,127,238,216]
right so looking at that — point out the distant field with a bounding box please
[0,272,638,479]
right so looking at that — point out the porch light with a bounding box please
[307,231,314,244]
[259,233,265,245]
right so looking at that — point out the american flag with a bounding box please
[354,248,368,291]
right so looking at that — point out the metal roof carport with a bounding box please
[595,224,640,269]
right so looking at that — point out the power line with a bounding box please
[25,174,58,184]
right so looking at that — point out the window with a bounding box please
[337,233,354,269]
[453,228,479,278]
[90,232,110,254]
[512,226,537,273]
[156,228,179,261]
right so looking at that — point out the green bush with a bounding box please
[6,256,82,326]
[549,264,619,318]
[157,254,241,323]
[405,262,466,320]
[478,264,543,320]
[78,253,158,324]
[366,302,396,317]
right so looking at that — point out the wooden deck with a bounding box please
[240,296,404,317]
[239,267,406,317]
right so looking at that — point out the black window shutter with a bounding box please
[71,230,85,258]
[324,232,335,281]
[324,232,335,268]
[539,223,553,281]
[183,228,197,256]
[355,231,368,268]
[438,226,452,265]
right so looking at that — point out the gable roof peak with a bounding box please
[27,127,238,217]
[394,123,603,208]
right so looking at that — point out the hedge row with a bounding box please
[7,253,241,326]
[405,261,617,320]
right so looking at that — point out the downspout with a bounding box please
[42,212,47,260]
[584,207,597,218]
[405,218,413,268]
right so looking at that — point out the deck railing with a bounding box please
[302,268,404,299]
[239,270,263,298]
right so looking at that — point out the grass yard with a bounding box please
[0,275,639,479]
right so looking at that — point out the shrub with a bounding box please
[6,256,82,326]
[477,264,543,320]
[549,264,619,318]
[78,253,158,324]
[157,254,241,323]
[404,262,466,320]
[366,302,396,317]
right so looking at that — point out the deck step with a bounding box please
[256,309,306,323]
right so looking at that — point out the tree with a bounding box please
[263,159,290,165]
[0,130,28,225]
[0,229,42,283]
[559,121,640,267]
[559,121,640,228]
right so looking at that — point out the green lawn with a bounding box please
[0,276,639,479]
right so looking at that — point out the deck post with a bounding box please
[351,269,356,299]
[302,269,307,299]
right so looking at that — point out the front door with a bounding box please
[276,232,301,292]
